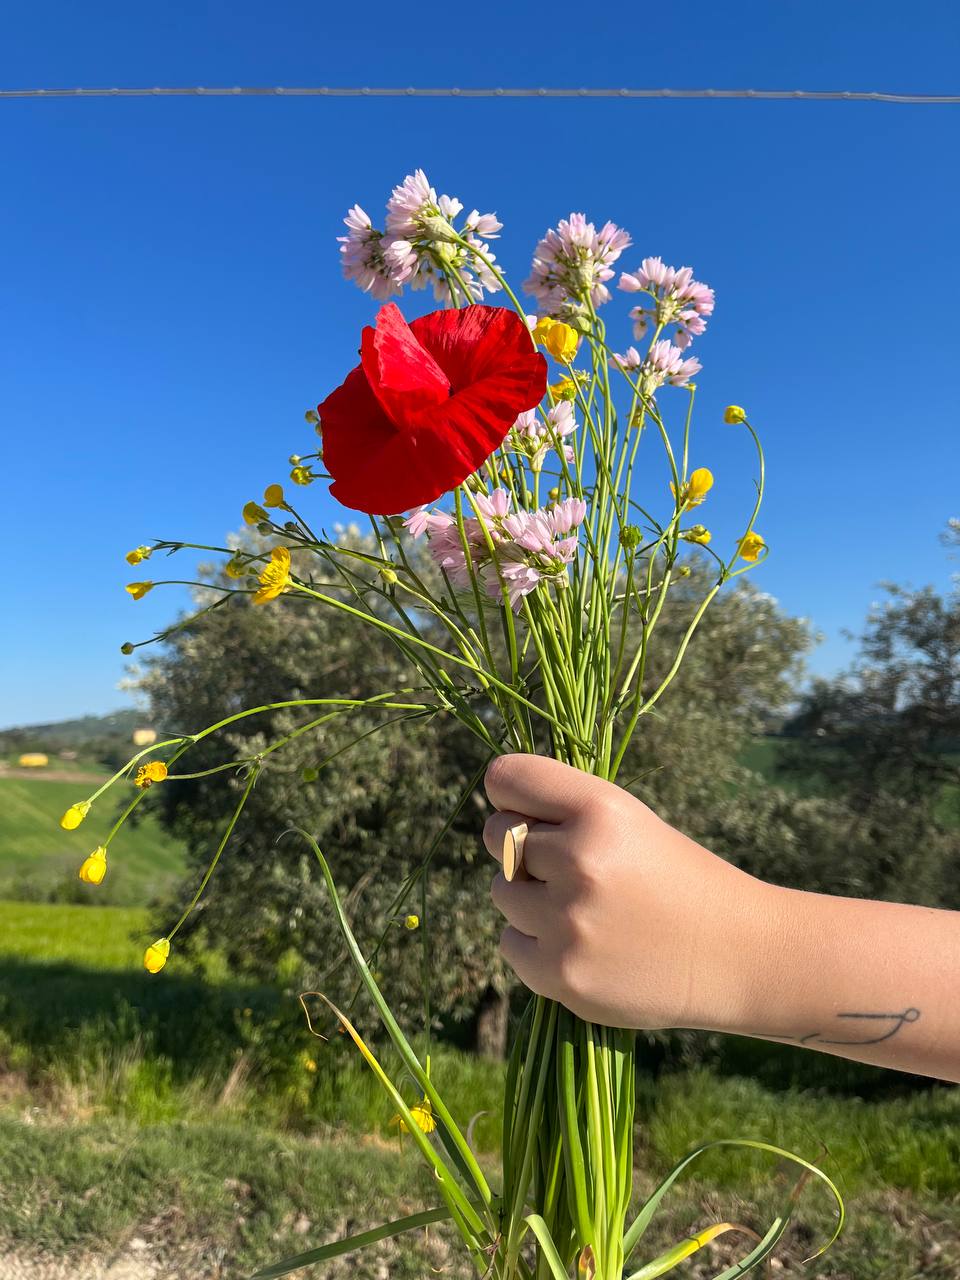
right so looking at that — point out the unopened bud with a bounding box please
[120,642,134,655]
[379,566,398,585]
[289,454,301,465]
[404,914,420,930]
[421,214,460,244]
[305,408,319,425]
[619,525,642,550]
[548,487,560,503]
[302,767,318,783]
[677,565,692,578]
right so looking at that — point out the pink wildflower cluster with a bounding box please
[618,256,715,349]
[509,401,577,471]
[403,490,587,609]
[525,214,631,317]
[338,170,502,304]
[610,340,701,393]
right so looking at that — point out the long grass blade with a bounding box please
[621,1137,844,1263]
[249,1206,453,1279]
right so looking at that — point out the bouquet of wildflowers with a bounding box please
[65,170,843,1278]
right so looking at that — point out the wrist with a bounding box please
[695,870,794,1036]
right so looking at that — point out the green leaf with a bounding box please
[294,829,492,1212]
[621,1137,844,1264]
[249,1206,452,1279]
[625,1222,760,1280]
[525,1213,573,1280]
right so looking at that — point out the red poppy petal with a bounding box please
[330,424,475,515]
[409,305,536,392]
[361,302,450,423]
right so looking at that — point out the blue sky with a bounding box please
[3,1,959,729]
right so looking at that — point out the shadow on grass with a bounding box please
[0,957,286,1084]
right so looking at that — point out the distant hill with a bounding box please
[0,709,151,770]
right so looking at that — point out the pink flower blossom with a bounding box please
[409,489,587,610]
[525,213,632,314]
[378,170,502,303]
[618,257,715,349]
[403,506,454,539]
[610,347,642,371]
[640,340,702,393]
[510,402,577,469]
[337,205,398,301]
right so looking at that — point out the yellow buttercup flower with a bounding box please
[393,1096,436,1135]
[243,501,269,526]
[125,581,154,601]
[737,531,767,562]
[533,318,579,363]
[143,937,170,974]
[681,525,712,545]
[549,372,588,401]
[724,405,747,424]
[134,760,168,788]
[404,914,420,930]
[78,846,107,885]
[125,545,152,566]
[263,484,286,508]
[60,801,91,831]
[253,546,292,605]
[290,466,314,486]
[671,467,714,511]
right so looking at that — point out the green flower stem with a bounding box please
[167,763,260,941]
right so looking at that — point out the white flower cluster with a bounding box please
[338,170,502,304]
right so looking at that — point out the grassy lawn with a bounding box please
[0,770,187,904]
[1,843,959,1275]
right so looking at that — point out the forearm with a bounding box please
[711,879,960,1084]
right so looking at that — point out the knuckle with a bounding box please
[484,754,513,793]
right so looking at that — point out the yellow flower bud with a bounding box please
[125,581,154,601]
[392,1096,436,1134]
[120,642,135,655]
[125,545,152,566]
[404,914,420,930]
[224,556,247,579]
[290,466,313,486]
[681,525,712,545]
[78,847,107,885]
[736,531,767,562]
[243,501,269,526]
[134,761,168,789]
[379,566,398,585]
[534,318,579,363]
[305,408,319,425]
[60,801,91,830]
[263,484,286,508]
[143,937,170,974]
[670,468,714,511]
[724,405,747,425]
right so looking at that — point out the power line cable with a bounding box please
[1,84,958,104]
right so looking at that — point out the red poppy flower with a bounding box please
[317,303,547,514]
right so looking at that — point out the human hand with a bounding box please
[483,753,770,1032]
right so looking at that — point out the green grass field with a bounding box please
[0,897,959,1277]
[0,767,187,904]
[2,760,959,1276]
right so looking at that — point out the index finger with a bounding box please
[484,754,594,824]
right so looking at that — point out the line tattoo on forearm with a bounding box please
[745,1006,921,1047]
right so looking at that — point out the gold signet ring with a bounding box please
[503,822,528,882]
